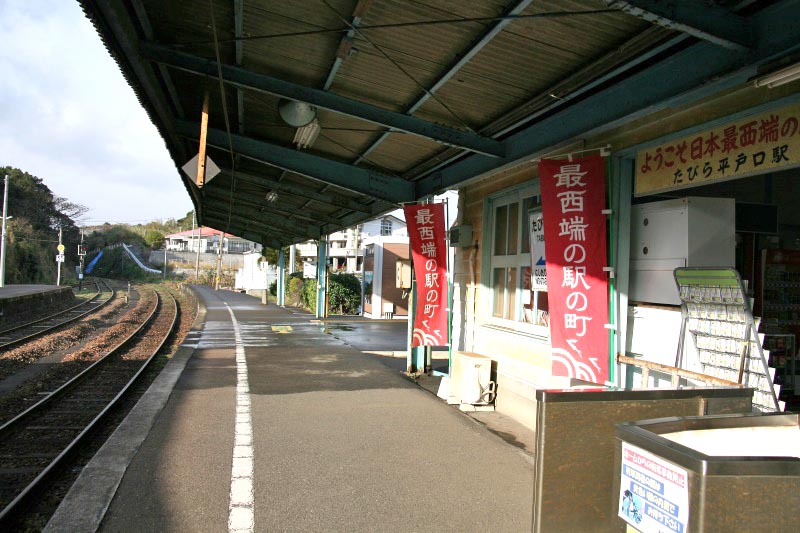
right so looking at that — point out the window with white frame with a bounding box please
[380,219,392,235]
[487,183,549,332]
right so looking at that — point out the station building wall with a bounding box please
[452,81,800,428]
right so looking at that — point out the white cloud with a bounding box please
[0,0,193,224]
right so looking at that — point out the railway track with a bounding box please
[0,279,115,352]
[0,285,179,526]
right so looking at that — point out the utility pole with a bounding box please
[163,241,167,280]
[214,232,225,290]
[0,174,9,288]
[194,214,201,282]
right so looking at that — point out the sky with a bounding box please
[0,0,194,226]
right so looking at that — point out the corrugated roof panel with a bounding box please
[91,0,750,243]
[328,0,509,117]
[239,1,356,87]
[358,129,447,173]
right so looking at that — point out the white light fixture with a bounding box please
[754,62,800,89]
[265,191,279,203]
[293,119,321,149]
[278,99,317,127]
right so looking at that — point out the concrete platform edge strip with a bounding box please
[225,303,255,533]
[43,289,207,533]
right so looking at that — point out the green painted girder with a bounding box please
[603,1,753,51]
[143,42,506,158]
[201,214,281,249]
[203,210,313,243]
[417,0,800,198]
[175,120,414,204]
[202,200,317,236]
[203,215,309,248]
[203,186,343,226]
[239,211,319,240]
[221,168,380,215]
[354,0,534,165]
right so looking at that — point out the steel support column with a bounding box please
[277,247,286,307]
[316,236,328,319]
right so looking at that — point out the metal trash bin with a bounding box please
[613,413,800,532]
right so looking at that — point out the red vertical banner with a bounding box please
[404,203,448,347]
[539,155,610,383]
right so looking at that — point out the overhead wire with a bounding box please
[320,0,475,133]
[172,10,620,47]
[209,0,238,235]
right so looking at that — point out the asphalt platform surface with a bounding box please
[47,286,533,532]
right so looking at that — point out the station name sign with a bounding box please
[635,101,800,196]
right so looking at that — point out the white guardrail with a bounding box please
[121,243,162,274]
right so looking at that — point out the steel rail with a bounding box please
[0,279,116,351]
[0,287,178,524]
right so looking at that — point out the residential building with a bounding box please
[165,227,260,255]
[296,214,407,274]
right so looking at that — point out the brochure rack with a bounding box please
[674,267,781,412]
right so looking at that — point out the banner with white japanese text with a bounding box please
[539,155,609,383]
[404,203,448,347]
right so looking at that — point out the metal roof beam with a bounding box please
[142,42,506,158]
[204,209,318,241]
[85,1,199,209]
[602,1,753,51]
[203,187,343,226]
[175,120,414,203]
[323,0,372,90]
[225,204,320,237]
[202,215,284,249]
[129,0,185,119]
[223,169,378,214]
[234,0,245,134]
[416,0,800,197]
[354,0,533,165]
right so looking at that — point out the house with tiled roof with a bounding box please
[165,227,259,254]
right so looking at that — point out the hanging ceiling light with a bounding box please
[293,119,321,149]
[754,62,800,88]
[278,98,317,127]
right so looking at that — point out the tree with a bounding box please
[1,166,83,283]
[54,196,89,225]
[144,229,166,248]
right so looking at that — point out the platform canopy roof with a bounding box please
[81,0,800,248]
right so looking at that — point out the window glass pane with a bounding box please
[522,267,534,324]
[535,290,549,327]
[494,205,508,256]
[492,268,506,317]
[507,203,519,255]
[506,267,517,320]
[521,197,535,253]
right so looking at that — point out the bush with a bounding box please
[301,278,317,314]
[287,276,304,306]
[298,273,361,315]
[270,272,304,303]
[328,273,361,314]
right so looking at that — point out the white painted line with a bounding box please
[225,304,255,533]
